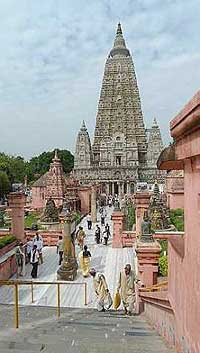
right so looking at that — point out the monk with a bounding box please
[117,264,136,315]
[89,268,112,312]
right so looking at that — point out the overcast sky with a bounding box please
[0,0,200,160]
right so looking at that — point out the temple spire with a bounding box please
[109,22,130,57]
[53,149,60,162]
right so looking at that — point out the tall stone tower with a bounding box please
[74,23,163,194]
[74,120,92,169]
[147,118,163,168]
[45,150,65,207]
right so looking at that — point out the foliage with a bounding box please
[170,208,184,231]
[27,149,74,181]
[73,212,82,225]
[158,255,168,277]
[24,213,39,228]
[0,171,10,198]
[127,206,135,231]
[159,239,168,256]
[0,149,74,190]
[0,235,16,249]
[0,210,5,227]
[0,153,26,186]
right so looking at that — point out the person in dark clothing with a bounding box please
[87,214,92,230]
[103,224,110,245]
[95,225,101,244]
[57,235,63,266]
[30,244,39,278]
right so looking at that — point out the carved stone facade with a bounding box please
[74,23,164,194]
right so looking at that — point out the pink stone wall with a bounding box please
[0,255,17,280]
[168,157,200,353]
[78,188,91,215]
[31,186,46,209]
[144,302,176,348]
[167,193,184,209]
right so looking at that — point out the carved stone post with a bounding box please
[8,192,26,241]
[91,185,97,223]
[134,192,151,237]
[57,216,77,281]
[136,240,161,287]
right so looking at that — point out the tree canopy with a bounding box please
[0,149,74,196]
[27,149,74,181]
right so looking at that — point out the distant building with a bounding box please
[31,151,92,214]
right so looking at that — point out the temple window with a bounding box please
[116,156,121,166]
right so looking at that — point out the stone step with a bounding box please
[0,306,175,353]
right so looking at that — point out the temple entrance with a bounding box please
[114,182,119,195]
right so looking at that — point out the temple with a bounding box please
[74,23,164,194]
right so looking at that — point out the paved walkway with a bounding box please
[0,306,175,353]
[0,207,135,308]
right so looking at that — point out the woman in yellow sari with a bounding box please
[79,245,91,277]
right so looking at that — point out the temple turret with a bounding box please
[147,118,163,168]
[74,121,92,169]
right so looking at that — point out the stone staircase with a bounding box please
[0,305,175,353]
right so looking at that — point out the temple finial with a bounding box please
[117,22,122,35]
[110,22,130,57]
[53,149,59,161]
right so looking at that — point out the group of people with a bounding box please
[89,263,138,315]
[15,233,44,279]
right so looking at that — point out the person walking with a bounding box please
[95,225,101,244]
[26,237,33,263]
[33,233,44,264]
[87,214,92,230]
[30,244,39,278]
[89,268,112,311]
[79,245,91,277]
[103,223,110,245]
[57,235,63,266]
[117,264,136,315]
[15,242,25,277]
[76,226,86,249]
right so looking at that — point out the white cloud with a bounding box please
[0,0,199,158]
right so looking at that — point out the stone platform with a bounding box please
[0,207,134,308]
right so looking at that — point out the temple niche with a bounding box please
[73,23,164,194]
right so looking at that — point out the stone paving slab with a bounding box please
[0,306,176,353]
[0,207,135,309]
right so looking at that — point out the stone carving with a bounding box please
[41,198,59,223]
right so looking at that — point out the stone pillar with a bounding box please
[112,210,124,248]
[57,216,77,281]
[106,182,109,196]
[136,240,161,286]
[91,185,97,223]
[134,192,151,237]
[8,192,26,241]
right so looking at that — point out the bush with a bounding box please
[170,209,184,231]
[0,235,16,249]
[128,206,135,230]
[159,255,168,277]
[24,213,39,228]
[159,239,168,256]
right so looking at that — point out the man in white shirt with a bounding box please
[30,244,39,278]
[33,233,43,264]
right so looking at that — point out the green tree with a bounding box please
[0,171,10,198]
[26,149,74,182]
[0,153,26,185]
